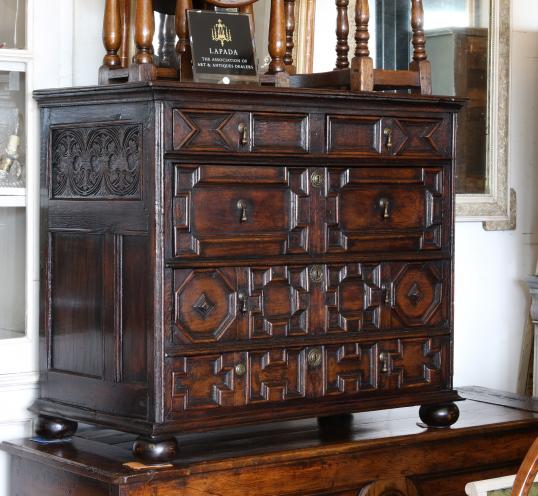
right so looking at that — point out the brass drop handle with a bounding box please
[381,283,392,305]
[238,290,249,313]
[379,198,390,219]
[384,127,393,151]
[238,123,249,147]
[237,200,248,223]
[379,352,389,373]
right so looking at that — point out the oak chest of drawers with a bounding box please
[33,83,463,462]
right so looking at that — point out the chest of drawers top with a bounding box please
[36,81,462,159]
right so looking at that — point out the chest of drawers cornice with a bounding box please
[33,82,464,463]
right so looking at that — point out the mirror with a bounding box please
[313,0,510,223]
[375,0,490,195]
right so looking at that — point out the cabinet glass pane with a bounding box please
[0,70,25,189]
[0,207,25,339]
[0,0,26,49]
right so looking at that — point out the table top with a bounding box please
[3,386,538,486]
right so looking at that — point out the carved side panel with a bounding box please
[324,167,445,253]
[173,165,310,258]
[50,232,105,378]
[324,263,383,333]
[50,124,142,199]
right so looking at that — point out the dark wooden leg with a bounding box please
[35,415,78,440]
[132,436,179,464]
[418,402,460,428]
[318,413,354,430]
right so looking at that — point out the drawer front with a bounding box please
[171,261,449,345]
[172,109,309,154]
[324,167,447,254]
[324,261,450,334]
[172,265,314,345]
[172,109,249,152]
[327,114,451,158]
[165,336,451,418]
[172,165,311,258]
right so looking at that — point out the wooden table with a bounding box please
[3,387,538,496]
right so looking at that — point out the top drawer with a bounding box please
[326,115,452,158]
[170,108,452,158]
[172,109,309,154]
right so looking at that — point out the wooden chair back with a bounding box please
[100,0,432,94]
[513,438,538,496]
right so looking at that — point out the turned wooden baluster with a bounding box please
[239,4,254,15]
[267,0,286,74]
[335,0,350,69]
[158,13,178,68]
[411,0,427,63]
[119,0,131,68]
[239,3,255,38]
[410,0,432,94]
[134,0,155,65]
[355,0,370,59]
[284,0,295,67]
[350,0,373,91]
[176,0,193,80]
[103,0,122,68]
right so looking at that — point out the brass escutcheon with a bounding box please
[235,363,247,377]
[310,265,324,284]
[307,348,323,368]
[310,170,324,188]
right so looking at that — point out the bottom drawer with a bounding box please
[165,335,451,420]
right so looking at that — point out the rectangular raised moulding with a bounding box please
[326,114,452,158]
[165,335,452,420]
[172,164,311,258]
[251,112,310,153]
[324,166,448,254]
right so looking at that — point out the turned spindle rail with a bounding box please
[100,0,432,94]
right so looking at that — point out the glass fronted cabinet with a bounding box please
[0,0,37,366]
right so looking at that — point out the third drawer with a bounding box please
[171,261,450,346]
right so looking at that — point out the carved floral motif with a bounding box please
[51,124,141,199]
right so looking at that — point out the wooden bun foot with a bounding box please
[35,415,78,440]
[132,437,178,464]
[418,402,460,428]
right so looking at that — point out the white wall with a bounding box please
[454,7,538,391]
[314,1,538,392]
